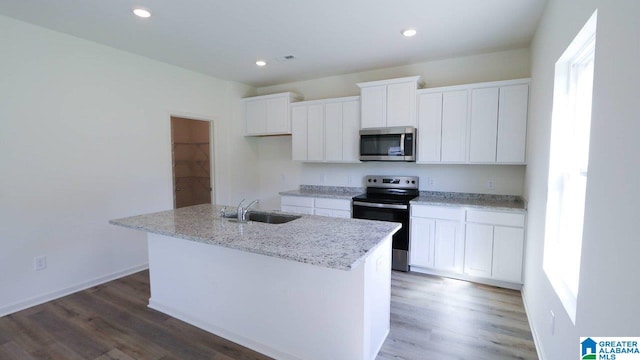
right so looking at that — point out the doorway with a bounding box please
[171,116,212,208]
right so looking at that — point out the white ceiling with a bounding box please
[0,0,546,87]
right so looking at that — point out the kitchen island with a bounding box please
[110,204,400,360]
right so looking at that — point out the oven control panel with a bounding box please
[364,175,419,189]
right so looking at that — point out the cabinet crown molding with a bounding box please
[242,92,303,102]
[357,75,422,88]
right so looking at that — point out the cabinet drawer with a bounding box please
[411,205,463,221]
[281,196,315,207]
[315,208,351,218]
[466,210,525,227]
[315,198,351,211]
[281,205,314,215]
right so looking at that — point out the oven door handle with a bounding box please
[353,201,408,210]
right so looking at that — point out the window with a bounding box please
[543,10,597,323]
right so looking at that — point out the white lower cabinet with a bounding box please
[281,196,351,218]
[463,224,494,278]
[410,205,526,287]
[280,196,315,215]
[314,198,351,218]
[463,210,525,284]
[492,226,525,282]
[410,205,464,273]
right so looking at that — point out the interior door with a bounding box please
[171,116,212,208]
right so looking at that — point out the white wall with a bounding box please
[0,15,258,315]
[255,49,531,210]
[257,48,531,100]
[523,0,640,358]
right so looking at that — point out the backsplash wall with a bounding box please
[257,136,525,210]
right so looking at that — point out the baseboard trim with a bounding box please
[0,263,149,317]
[409,266,523,290]
[521,288,546,360]
[148,299,300,360]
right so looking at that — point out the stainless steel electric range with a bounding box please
[352,175,419,271]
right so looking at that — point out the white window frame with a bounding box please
[543,10,597,324]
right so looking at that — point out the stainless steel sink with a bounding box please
[227,211,301,224]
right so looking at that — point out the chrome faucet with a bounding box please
[237,199,259,222]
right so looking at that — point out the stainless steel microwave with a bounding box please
[359,127,416,161]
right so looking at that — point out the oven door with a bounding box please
[352,201,410,271]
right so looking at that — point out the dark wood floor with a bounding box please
[0,270,537,360]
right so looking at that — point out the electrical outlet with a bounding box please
[550,310,555,335]
[34,256,47,271]
[321,174,327,184]
[487,180,495,190]
[427,177,435,187]
[348,175,354,185]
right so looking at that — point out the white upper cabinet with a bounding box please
[441,90,469,163]
[416,79,529,164]
[468,83,529,164]
[416,92,442,162]
[307,104,325,161]
[469,87,499,163]
[291,106,308,161]
[496,84,529,163]
[324,102,343,162]
[417,89,468,163]
[243,92,303,136]
[341,101,361,161]
[360,86,386,129]
[291,97,360,163]
[358,76,421,129]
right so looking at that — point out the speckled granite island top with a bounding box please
[110,204,400,271]
[411,191,526,211]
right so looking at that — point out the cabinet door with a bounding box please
[360,86,387,129]
[245,100,266,135]
[417,92,443,162]
[291,106,308,161]
[441,90,468,162]
[265,97,289,133]
[342,100,360,162]
[409,217,436,268]
[497,84,528,163]
[324,102,343,162]
[469,87,499,163]
[307,104,325,161]
[464,224,494,277]
[386,82,416,127]
[433,220,464,273]
[492,226,525,283]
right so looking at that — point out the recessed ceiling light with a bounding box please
[402,29,417,37]
[133,8,151,18]
[256,60,267,67]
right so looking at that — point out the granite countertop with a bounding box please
[411,191,526,211]
[279,185,364,200]
[110,204,400,271]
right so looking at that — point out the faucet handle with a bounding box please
[220,207,227,217]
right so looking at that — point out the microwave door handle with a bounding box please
[400,134,405,155]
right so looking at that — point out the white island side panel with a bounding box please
[146,233,391,360]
